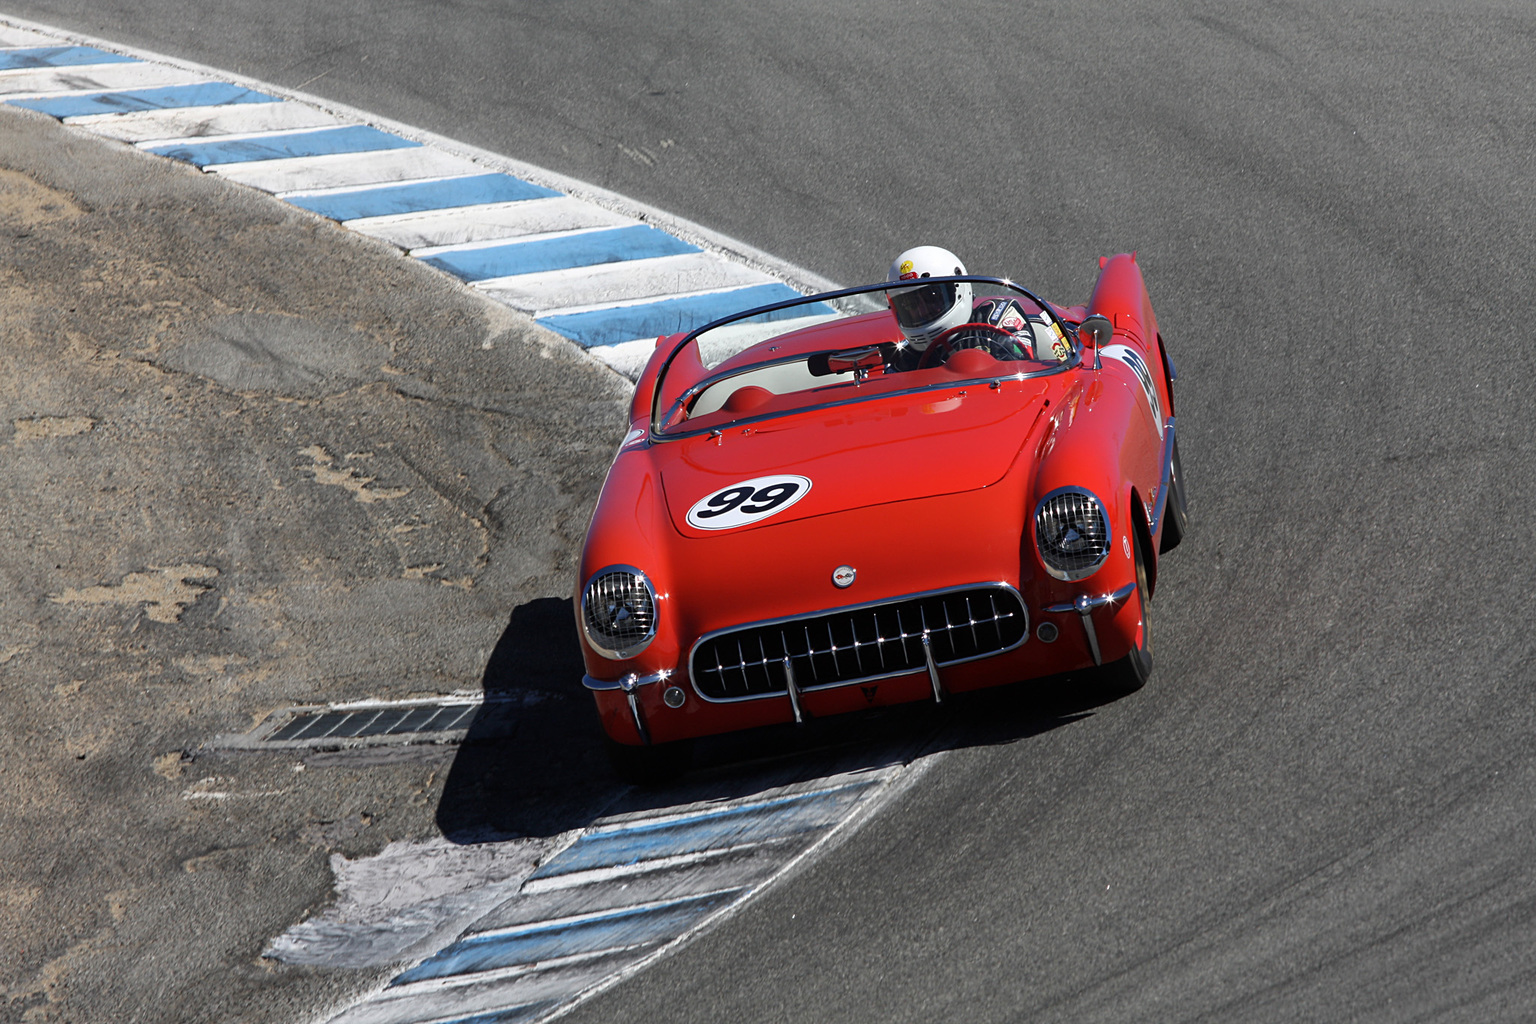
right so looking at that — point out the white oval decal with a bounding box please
[686,475,812,530]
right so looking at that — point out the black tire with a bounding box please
[1099,526,1154,696]
[604,735,692,786]
[1159,434,1188,554]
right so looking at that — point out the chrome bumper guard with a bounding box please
[583,671,670,745]
[1045,583,1136,666]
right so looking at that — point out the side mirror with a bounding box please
[1077,314,1113,371]
[1078,314,1114,348]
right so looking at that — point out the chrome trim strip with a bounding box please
[687,581,1027,705]
[922,633,946,704]
[1149,417,1176,537]
[782,656,805,724]
[1044,582,1136,615]
[1076,595,1103,666]
[582,670,670,692]
[626,689,651,746]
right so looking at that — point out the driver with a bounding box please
[885,245,1070,370]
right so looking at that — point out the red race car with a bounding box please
[575,253,1185,775]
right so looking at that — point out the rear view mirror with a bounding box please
[809,344,890,377]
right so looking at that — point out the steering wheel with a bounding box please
[917,322,1030,369]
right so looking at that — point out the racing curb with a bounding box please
[0,13,840,380]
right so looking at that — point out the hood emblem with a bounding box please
[832,565,856,588]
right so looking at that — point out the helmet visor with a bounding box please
[890,281,957,329]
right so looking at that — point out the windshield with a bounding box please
[649,277,1081,440]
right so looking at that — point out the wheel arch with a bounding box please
[1126,484,1158,597]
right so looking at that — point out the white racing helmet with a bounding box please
[887,245,973,350]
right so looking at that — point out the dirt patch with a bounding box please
[12,416,95,442]
[0,165,84,226]
[297,444,411,503]
[51,564,220,624]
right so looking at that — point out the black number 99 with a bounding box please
[742,482,799,514]
[695,481,802,519]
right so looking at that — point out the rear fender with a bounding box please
[630,333,680,427]
[1088,253,1174,428]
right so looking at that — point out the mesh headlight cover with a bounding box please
[1035,489,1111,581]
[581,566,658,659]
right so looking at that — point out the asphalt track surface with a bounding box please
[6,0,1536,1020]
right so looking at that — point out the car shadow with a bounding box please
[434,597,619,843]
[436,598,1131,842]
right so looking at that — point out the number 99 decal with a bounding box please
[686,475,813,530]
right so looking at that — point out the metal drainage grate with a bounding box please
[268,702,479,742]
[211,694,528,751]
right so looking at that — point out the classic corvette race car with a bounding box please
[575,253,1185,772]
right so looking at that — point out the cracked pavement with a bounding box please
[0,105,631,1023]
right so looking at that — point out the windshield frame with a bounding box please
[647,277,1082,443]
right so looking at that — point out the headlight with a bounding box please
[1035,488,1111,581]
[581,565,658,659]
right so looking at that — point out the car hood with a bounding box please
[658,384,1050,536]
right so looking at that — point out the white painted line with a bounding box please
[65,99,340,142]
[581,774,879,832]
[0,24,56,46]
[518,841,781,894]
[409,223,623,259]
[446,888,745,948]
[135,120,366,149]
[478,252,774,315]
[204,147,481,193]
[327,950,642,1024]
[277,171,479,200]
[510,280,752,320]
[0,62,200,96]
[347,196,635,251]
[376,945,639,999]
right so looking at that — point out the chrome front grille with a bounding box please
[690,585,1027,701]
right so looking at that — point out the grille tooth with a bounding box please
[692,586,1027,700]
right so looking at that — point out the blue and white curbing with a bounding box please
[270,762,927,1024]
[0,16,839,380]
